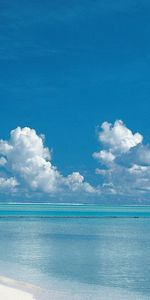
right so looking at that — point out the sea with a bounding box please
[0,203,150,299]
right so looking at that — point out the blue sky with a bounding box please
[0,0,150,203]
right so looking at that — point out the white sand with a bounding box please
[0,276,38,300]
[0,275,148,300]
[0,284,36,300]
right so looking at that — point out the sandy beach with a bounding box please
[0,274,148,300]
[0,276,39,300]
[0,284,35,300]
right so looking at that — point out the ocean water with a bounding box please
[0,204,150,299]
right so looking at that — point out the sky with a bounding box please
[0,0,150,203]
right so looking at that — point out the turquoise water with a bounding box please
[0,204,150,299]
[1,203,150,217]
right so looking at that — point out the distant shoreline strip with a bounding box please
[0,215,149,219]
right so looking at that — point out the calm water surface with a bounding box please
[0,205,150,299]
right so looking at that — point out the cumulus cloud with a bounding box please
[0,127,60,193]
[1,121,150,201]
[65,172,95,193]
[93,120,143,166]
[0,177,18,192]
[99,120,143,153]
[93,150,115,164]
[0,157,7,166]
[93,120,150,197]
[0,127,95,196]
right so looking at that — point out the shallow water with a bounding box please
[0,205,150,299]
[1,203,150,217]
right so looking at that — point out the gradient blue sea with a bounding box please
[0,204,150,299]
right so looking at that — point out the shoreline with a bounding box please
[0,275,148,300]
[0,276,45,300]
[0,275,73,300]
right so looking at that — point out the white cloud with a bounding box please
[93,120,150,197]
[65,172,95,193]
[93,150,115,164]
[0,177,18,192]
[95,168,111,176]
[128,164,148,174]
[136,146,150,165]
[98,120,142,154]
[1,121,150,201]
[0,157,7,166]
[0,127,95,196]
[0,127,60,193]
[93,120,143,167]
